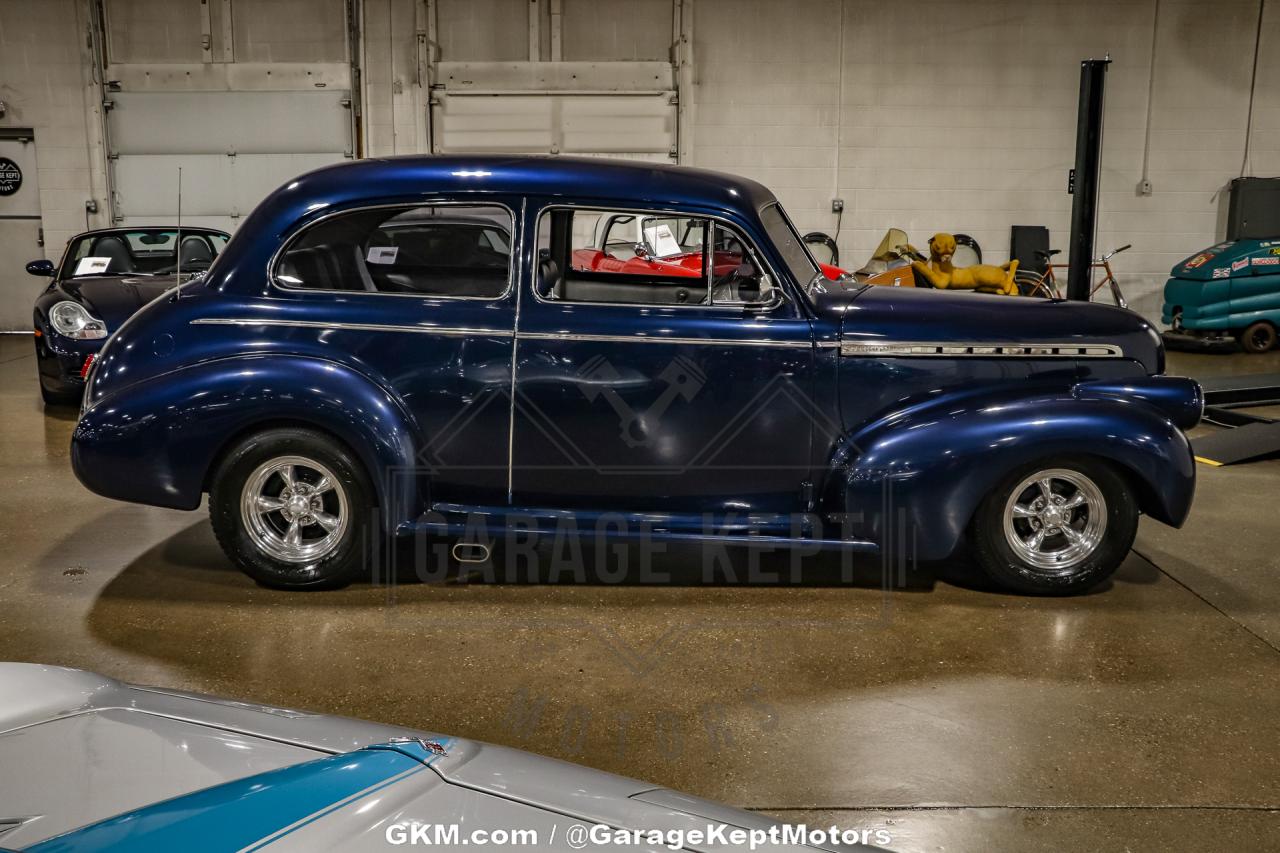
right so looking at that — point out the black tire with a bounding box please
[1239,321,1276,354]
[209,427,373,590]
[968,456,1137,596]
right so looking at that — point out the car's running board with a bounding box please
[404,505,879,553]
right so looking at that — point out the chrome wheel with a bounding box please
[1002,468,1106,575]
[239,455,348,564]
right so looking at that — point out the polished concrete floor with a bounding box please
[1,334,1278,851]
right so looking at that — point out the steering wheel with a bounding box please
[703,261,759,304]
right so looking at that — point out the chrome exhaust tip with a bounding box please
[451,542,491,563]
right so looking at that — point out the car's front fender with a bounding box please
[827,385,1197,561]
[72,354,424,530]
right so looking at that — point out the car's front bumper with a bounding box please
[34,326,102,394]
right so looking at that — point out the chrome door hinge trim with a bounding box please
[839,341,1124,358]
[190,318,515,338]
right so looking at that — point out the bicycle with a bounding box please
[1014,244,1131,308]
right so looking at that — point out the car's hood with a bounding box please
[815,284,1163,374]
[56,275,179,331]
[0,665,878,852]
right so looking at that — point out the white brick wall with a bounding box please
[0,0,109,254]
[362,0,429,156]
[4,0,1277,325]
[692,0,1280,321]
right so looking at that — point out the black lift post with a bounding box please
[1067,58,1111,301]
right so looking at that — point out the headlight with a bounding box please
[49,301,107,340]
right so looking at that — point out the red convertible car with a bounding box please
[571,211,845,294]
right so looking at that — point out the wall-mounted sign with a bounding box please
[0,158,21,196]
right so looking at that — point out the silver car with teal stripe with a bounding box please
[0,664,882,851]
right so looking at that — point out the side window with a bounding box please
[708,221,776,306]
[600,215,637,258]
[537,207,777,308]
[275,204,512,298]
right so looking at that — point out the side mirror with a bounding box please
[632,242,650,260]
[26,259,55,277]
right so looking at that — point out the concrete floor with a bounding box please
[1,334,1278,851]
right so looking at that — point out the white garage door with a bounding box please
[430,62,677,163]
[108,91,352,232]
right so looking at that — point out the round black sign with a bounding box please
[0,158,21,197]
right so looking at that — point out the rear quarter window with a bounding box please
[275,204,513,299]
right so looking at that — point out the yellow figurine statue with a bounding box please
[911,233,1019,295]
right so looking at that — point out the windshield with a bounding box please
[60,229,230,278]
[759,203,820,293]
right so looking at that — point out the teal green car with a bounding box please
[1162,238,1280,352]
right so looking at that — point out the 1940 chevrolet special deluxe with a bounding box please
[70,156,1202,595]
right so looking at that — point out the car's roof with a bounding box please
[264,155,777,223]
[207,156,781,295]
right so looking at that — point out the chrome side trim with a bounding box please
[517,330,812,349]
[192,318,819,349]
[190,318,515,338]
[839,341,1124,358]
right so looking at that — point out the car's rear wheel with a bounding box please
[209,427,372,590]
[1239,321,1277,353]
[969,457,1137,595]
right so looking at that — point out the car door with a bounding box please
[510,202,817,518]
[270,198,521,508]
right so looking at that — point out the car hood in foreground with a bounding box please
[0,664,878,852]
[54,275,179,331]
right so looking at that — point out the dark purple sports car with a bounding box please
[26,226,229,404]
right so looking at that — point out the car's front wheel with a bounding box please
[209,427,372,589]
[969,457,1137,595]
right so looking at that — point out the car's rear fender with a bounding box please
[824,386,1197,561]
[72,354,424,531]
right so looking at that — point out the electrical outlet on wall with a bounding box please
[1137,179,1153,196]
[831,198,844,213]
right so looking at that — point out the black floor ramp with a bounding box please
[1192,421,1280,466]
[1199,372,1280,408]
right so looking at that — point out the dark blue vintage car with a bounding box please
[70,156,1201,594]
[26,226,229,404]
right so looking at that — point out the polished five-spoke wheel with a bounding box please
[210,428,372,589]
[240,456,348,564]
[970,457,1137,595]
[1002,469,1106,574]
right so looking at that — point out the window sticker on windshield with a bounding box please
[643,224,682,257]
[75,257,111,275]
[367,246,398,265]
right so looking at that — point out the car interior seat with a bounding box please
[90,235,134,273]
[178,236,214,268]
[537,248,562,299]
